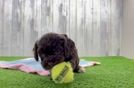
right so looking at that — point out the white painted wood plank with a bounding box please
[23,0,34,56]
[85,0,93,56]
[0,0,3,56]
[118,0,123,56]
[41,0,51,34]
[3,0,12,56]
[52,0,61,33]
[11,0,23,56]
[92,0,101,56]
[100,0,111,56]
[34,0,42,38]
[18,0,25,56]
[69,0,77,48]
[29,0,38,56]
[110,0,122,55]
[57,0,67,34]
[65,0,70,36]
[76,0,85,56]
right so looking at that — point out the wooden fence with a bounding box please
[0,0,123,56]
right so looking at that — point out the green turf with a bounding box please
[0,56,134,88]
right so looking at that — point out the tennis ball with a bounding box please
[51,62,74,84]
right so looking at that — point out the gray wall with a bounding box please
[121,0,134,59]
[0,0,122,57]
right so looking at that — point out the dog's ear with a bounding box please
[61,34,68,38]
[33,41,39,61]
[64,38,73,61]
[61,34,70,61]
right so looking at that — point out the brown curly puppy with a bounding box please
[33,33,84,73]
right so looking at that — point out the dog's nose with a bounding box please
[45,63,48,66]
[44,62,52,67]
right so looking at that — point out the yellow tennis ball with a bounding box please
[51,62,74,84]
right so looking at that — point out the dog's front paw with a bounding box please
[78,67,85,73]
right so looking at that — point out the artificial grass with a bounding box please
[0,56,134,88]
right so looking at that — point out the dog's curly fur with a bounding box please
[33,33,83,72]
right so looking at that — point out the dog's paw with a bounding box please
[78,67,86,73]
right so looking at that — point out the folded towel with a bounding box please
[0,58,100,76]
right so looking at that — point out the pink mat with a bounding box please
[0,64,50,76]
[0,58,100,76]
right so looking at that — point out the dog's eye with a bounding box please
[60,39,64,43]
[39,54,45,61]
[44,46,54,55]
